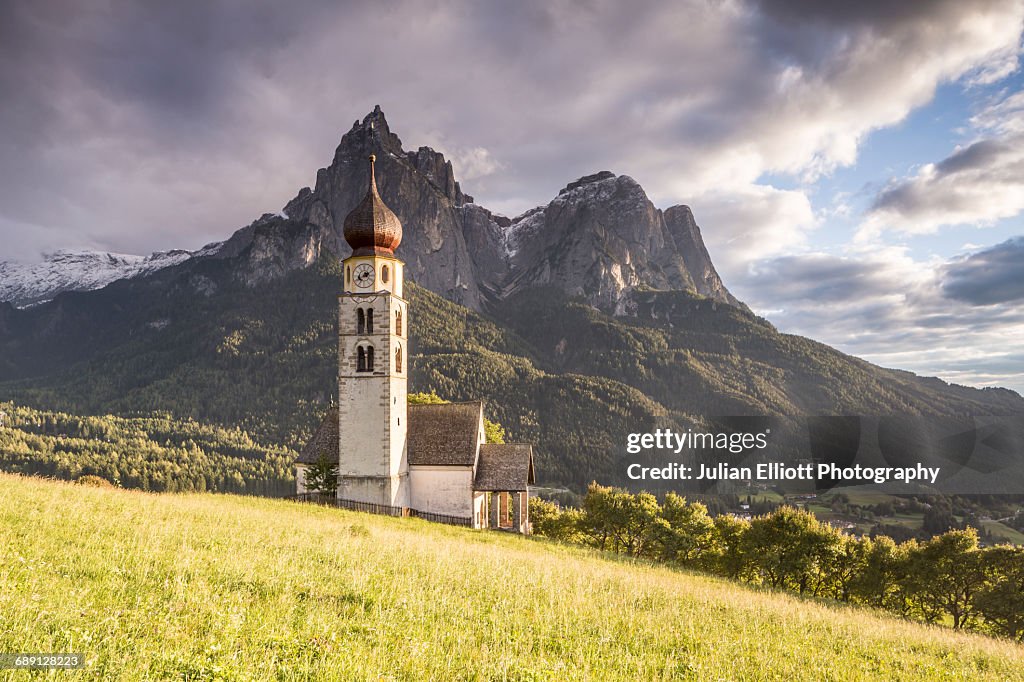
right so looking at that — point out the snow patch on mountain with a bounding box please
[502,207,546,258]
[0,245,219,308]
[501,172,626,258]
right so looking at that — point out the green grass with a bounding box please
[982,520,1024,545]
[1,474,1022,681]
[746,490,786,504]
[821,491,897,506]
[887,512,925,529]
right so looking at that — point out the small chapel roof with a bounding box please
[474,443,536,492]
[296,408,339,465]
[297,402,536,492]
[407,401,483,467]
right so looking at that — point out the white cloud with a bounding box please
[862,137,1024,236]
[689,184,817,272]
[434,146,504,186]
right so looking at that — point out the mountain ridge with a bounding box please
[0,106,741,316]
[0,247,220,308]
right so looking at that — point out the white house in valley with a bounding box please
[295,155,534,533]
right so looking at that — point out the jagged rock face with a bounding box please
[230,216,326,288]
[502,173,743,313]
[268,106,506,310]
[663,206,745,310]
[215,107,743,314]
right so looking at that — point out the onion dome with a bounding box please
[343,154,403,256]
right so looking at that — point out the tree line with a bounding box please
[530,484,1024,641]
[0,403,295,496]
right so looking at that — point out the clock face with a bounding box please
[353,263,375,289]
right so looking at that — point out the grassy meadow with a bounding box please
[1,473,1022,681]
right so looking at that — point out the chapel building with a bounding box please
[295,155,534,533]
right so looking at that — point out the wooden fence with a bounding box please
[408,508,473,527]
[289,492,472,527]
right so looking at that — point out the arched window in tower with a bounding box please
[395,309,402,336]
[366,308,374,334]
[346,266,350,284]
[357,346,366,372]
[357,308,365,334]
[382,264,389,284]
[366,345,374,371]
[395,345,403,373]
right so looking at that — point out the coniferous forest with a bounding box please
[0,403,294,496]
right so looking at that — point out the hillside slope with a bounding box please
[2,256,1022,490]
[1,473,1021,680]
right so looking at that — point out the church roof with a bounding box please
[296,408,338,465]
[474,444,536,492]
[408,401,483,466]
[296,402,535,489]
[343,154,403,256]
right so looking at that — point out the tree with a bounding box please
[742,506,837,593]
[923,506,957,535]
[819,534,869,602]
[904,529,984,629]
[711,514,750,580]
[974,545,1024,641]
[654,493,717,567]
[528,497,585,543]
[304,451,338,495]
[577,483,660,556]
[483,419,506,444]
[407,391,447,405]
[850,536,912,614]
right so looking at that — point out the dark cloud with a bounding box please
[934,139,1009,175]
[730,243,1024,393]
[871,138,1019,217]
[745,255,893,303]
[942,237,1024,305]
[757,0,970,27]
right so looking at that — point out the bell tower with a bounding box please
[336,154,409,507]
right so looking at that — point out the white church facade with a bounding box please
[294,155,534,533]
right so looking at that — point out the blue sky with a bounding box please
[723,62,1024,393]
[802,71,1024,258]
[1,0,1023,393]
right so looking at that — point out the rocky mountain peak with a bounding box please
[266,107,508,309]
[339,105,404,160]
[559,170,617,195]
[272,108,743,313]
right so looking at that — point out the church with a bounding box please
[294,155,535,533]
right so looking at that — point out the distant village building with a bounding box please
[295,155,535,532]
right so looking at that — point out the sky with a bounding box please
[1,0,1023,393]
